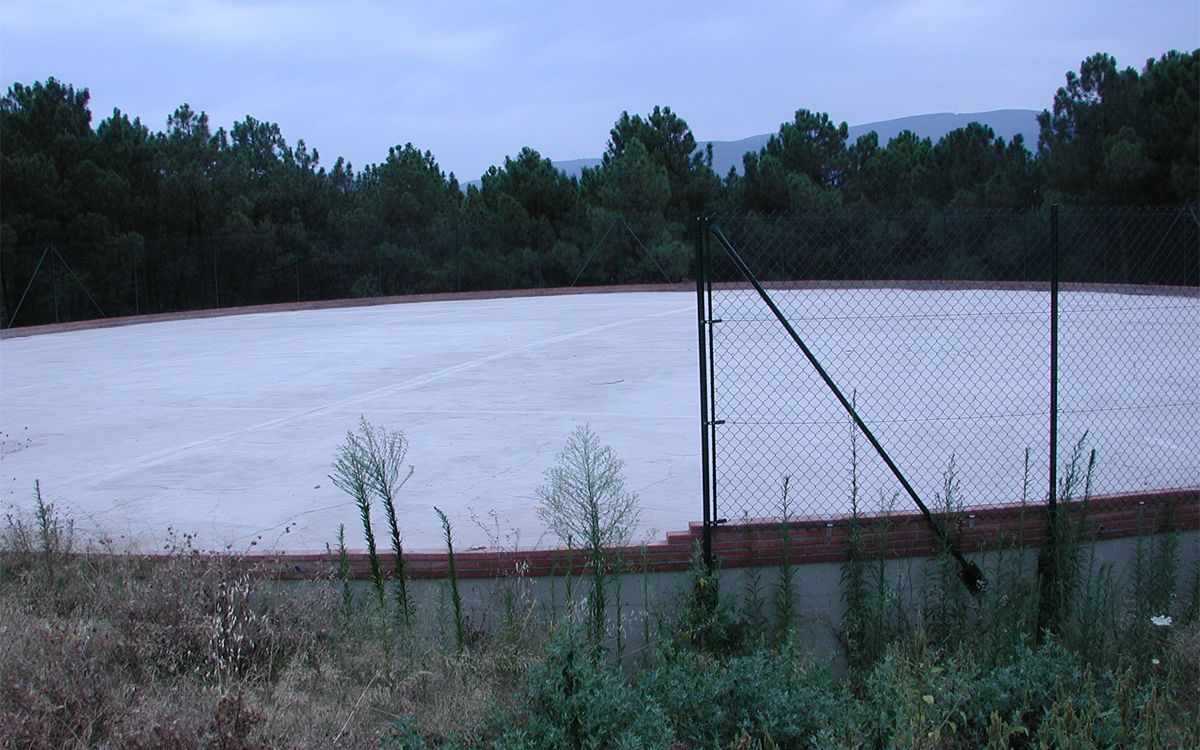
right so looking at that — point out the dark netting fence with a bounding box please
[0,214,688,329]
[696,207,1199,532]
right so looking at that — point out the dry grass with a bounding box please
[0,503,539,749]
[3,497,1195,748]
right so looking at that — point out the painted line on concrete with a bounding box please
[63,303,694,490]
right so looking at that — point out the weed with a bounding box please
[537,424,640,651]
[330,523,353,616]
[435,506,466,654]
[1039,433,1095,635]
[741,562,766,647]
[330,433,385,609]
[330,417,413,626]
[1,436,1194,747]
[493,624,672,749]
[771,475,797,643]
[640,543,653,658]
[2,481,74,593]
[925,455,968,646]
[612,548,625,661]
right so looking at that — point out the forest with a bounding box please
[0,50,1196,326]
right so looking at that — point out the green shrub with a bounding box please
[963,638,1087,746]
[643,645,839,749]
[674,543,748,655]
[493,625,672,749]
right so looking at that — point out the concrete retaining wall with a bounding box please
[239,489,1196,657]
[252,488,1196,581]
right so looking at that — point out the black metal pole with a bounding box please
[695,215,714,570]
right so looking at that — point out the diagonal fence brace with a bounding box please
[5,245,107,328]
[708,221,987,594]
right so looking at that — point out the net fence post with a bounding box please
[695,214,714,570]
[212,239,220,308]
[1039,203,1061,636]
[52,245,61,324]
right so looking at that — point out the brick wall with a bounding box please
[239,488,1197,581]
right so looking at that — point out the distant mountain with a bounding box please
[545,109,1040,181]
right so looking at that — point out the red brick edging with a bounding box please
[223,488,1196,581]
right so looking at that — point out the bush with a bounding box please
[493,625,673,749]
[643,645,838,749]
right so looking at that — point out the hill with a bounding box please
[544,109,1040,181]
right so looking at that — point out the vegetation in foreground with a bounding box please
[2,432,1198,748]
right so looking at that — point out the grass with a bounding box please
[2,450,1197,747]
[0,494,544,748]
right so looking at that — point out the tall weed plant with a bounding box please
[537,424,640,652]
[330,417,414,625]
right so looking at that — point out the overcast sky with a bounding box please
[2,1,1197,180]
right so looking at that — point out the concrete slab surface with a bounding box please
[1,289,1195,553]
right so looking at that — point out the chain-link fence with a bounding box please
[0,214,689,329]
[1,234,315,327]
[696,207,1199,537]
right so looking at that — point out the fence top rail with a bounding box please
[707,279,1200,296]
[702,205,1198,220]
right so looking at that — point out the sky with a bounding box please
[2,1,1197,180]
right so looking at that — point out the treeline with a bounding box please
[0,50,1196,325]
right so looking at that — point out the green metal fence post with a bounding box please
[695,215,714,570]
[1039,203,1061,636]
[52,245,60,324]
